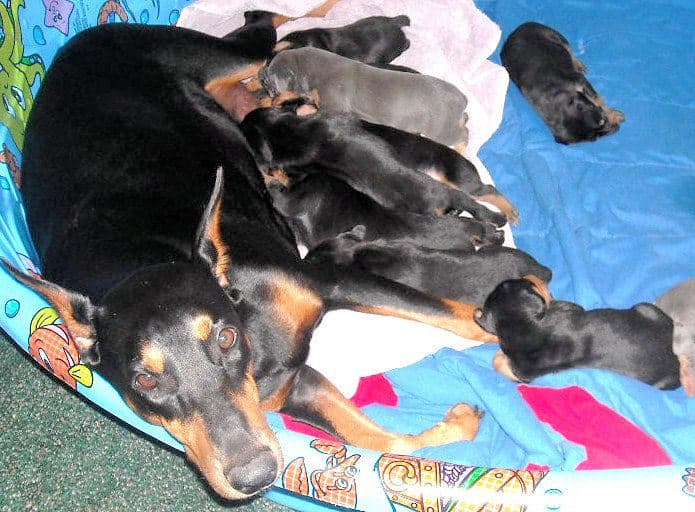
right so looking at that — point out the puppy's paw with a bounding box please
[606,108,626,124]
[439,403,484,442]
[470,223,505,247]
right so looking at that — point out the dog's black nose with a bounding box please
[225,448,278,496]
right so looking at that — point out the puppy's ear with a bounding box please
[519,282,548,319]
[194,167,231,287]
[2,260,102,366]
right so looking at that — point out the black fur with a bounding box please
[501,21,625,144]
[475,279,680,388]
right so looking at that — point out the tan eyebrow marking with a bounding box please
[192,314,214,342]
[141,342,165,374]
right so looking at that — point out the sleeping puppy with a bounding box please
[306,228,549,306]
[655,278,695,396]
[259,47,469,150]
[275,15,411,66]
[501,21,625,144]
[474,277,680,389]
[264,170,504,252]
[240,108,506,226]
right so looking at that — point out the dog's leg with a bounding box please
[472,192,520,225]
[312,265,498,342]
[280,365,482,452]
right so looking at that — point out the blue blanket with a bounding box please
[477,0,695,309]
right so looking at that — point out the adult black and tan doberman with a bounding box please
[5,20,494,501]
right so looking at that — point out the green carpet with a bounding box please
[0,330,292,512]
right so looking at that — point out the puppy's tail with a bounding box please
[392,15,410,27]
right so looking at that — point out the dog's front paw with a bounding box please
[439,402,485,442]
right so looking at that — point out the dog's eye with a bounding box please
[135,373,158,390]
[217,326,239,350]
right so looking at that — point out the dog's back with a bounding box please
[22,24,294,297]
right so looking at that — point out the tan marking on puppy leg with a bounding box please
[355,300,498,342]
[522,274,553,306]
[473,193,520,225]
[425,167,459,189]
[493,349,521,381]
[193,314,214,342]
[141,342,165,375]
[273,40,293,52]
[303,0,341,18]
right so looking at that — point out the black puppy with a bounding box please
[307,228,550,306]
[240,108,508,226]
[474,277,680,388]
[275,15,410,66]
[264,170,504,251]
[501,21,625,144]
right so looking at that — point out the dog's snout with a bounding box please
[225,448,278,496]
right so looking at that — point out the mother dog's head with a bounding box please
[5,169,283,500]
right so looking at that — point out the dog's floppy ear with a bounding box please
[194,166,231,288]
[2,260,102,366]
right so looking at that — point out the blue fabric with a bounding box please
[366,344,695,470]
[370,345,587,470]
[477,0,695,309]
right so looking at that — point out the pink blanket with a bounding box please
[177,0,509,160]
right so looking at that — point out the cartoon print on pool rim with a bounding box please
[378,453,548,512]
[0,0,47,150]
[282,439,362,509]
[683,467,695,498]
[43,0,75,35]
[1,142,21,188]
[97,0,127,25]
[27,306,93,389]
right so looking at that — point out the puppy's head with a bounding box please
[474,277,551,335]
[549,89,621,144]
[4,169,283,500]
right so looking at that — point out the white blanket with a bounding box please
[178,0,511,396]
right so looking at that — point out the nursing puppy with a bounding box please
[259,47,469,149]
[501,21,625,144]
[655,278,695,396]
[264,170,504,251]
[240,108,505,226]
[475,277,680,389]
[276,15,411,66]
[307,228,549,306]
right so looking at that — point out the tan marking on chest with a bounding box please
[269,274,324,343]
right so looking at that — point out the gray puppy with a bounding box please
[260,47,469,150]
[655,278,695,396]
